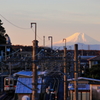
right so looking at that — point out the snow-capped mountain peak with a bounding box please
[54,32,100,46]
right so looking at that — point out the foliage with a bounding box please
[84,64,100,79]
[0,19,6,44]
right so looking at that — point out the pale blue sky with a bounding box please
[0,0,100,46]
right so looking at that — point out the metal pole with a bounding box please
[64,47,67,100]
[35,23,37,40]
[32,40,38,100]
[43,36,45,47]
[31,23,37,40]
[63,38,66,48]
[9,62,11,76]
[5,45,6,60]
[48,36,53,49]
[74,44,78,100]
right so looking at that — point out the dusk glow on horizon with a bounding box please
[0,0,100,46]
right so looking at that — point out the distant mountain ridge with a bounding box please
[54,32,100,46]
[53,32,100,50]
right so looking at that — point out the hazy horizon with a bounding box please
[1,0,100,46]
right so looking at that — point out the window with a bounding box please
[5,79,9,85]
[10,79,13,84]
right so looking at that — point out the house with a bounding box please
[14,71,100,100]
[88,55,100,68]
[14,70,47,100]
[68,77,100,100]
[78,56,96,76]
[79,56,96,67]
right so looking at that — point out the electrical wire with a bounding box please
[31,28,52,46]
[0,14,30,30]
[0,14,51,46]
[31,28,43,42]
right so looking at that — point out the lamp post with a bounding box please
[48,36,53,49]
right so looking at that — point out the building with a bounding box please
[88,55,100,68]
[68,77,100,100]
[14,70,47,100]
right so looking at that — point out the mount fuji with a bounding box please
[53,33,100,50]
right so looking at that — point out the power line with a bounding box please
[0,14,30,30]
[0,14,48,45]
[31,28,43,41]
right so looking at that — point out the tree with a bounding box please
[0,19,6,44]
[84,64,100,79]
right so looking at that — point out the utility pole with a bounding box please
[43,36,45,47]
[48,36,53,49]
[74,44,78,100]
[9,62,11,76]
[63,38,67,100]
[31,23,38,100]
[31,23,37,40]
[5,45,7,60]
[64,47,67,100]
[81,44,83,56]
[0,44,10,61]
[63,38,66,48]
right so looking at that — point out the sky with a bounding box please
[0,0,100,46]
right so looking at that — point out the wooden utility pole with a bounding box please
[74,44,78,100]
[31,22,38,100]
[32,40,38,100]
[64,47,67,100]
